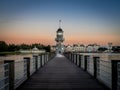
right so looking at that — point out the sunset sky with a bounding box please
[0,0,120,45]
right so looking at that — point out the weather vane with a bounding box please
[59,20,61,28]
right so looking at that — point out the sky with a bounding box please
[0,0,120,45]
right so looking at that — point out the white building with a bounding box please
[65,43,100,53]
[73,44,78,52]
[51,46,56,52]
[65,44,86,52]
[65,45,73,52]
[72,44,86,52]
[20,46,45,53]
[79,44,86,52]
[86,44,100,52]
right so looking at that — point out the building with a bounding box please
[55,20,65,54]
[73,44,79,52]
[79,44,86,52]
[51,45,56,52]
[112,46,120,53]
[73,44,85,52]
[19,46,45,53]
[65,43,100,53]
[86,44,100,52]
[65,44,86,52]
[65,45,73,52]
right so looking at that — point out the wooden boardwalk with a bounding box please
[17,54,109,90]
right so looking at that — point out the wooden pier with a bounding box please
[17,55,109,90]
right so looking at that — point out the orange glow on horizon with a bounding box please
[0,35,119,46]
[0,22,119,46]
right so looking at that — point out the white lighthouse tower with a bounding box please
[55,20,65,54]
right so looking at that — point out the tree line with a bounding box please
[0,41,51,52]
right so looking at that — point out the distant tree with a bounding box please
[98,47,108,52]
[8,44,19,51]
[20,44,30,50]
[0,41,52,52]
[43,45,51,52]
[30,43,41,49]
[112,46,120,53]
[0,41,8,52]
[16,45,20,50]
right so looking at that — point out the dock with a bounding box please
[17,54,109,90]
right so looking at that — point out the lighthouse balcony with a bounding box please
[55,38,64,42]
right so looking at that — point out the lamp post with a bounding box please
[108,42,112,53]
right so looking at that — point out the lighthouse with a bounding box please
[55,20,65,54]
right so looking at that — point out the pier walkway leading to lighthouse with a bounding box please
[17,54,109,90]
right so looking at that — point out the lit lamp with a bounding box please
[57,32,62,35]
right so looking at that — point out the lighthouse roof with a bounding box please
[57,28,63,32]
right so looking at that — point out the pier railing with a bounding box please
[0,52,55,90]
[64,52,120,90]
[0,63,9,90]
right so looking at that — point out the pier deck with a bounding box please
[17,54,109,90]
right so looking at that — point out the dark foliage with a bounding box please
[0,41,51,52]
[97,47,108,52]
[0,41,8,52]
[112,46,120,53]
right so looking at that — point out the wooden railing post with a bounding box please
[42,54,44,66]
[74,53,75,64]
[72,53,74,62]
[44,54,45,64]
[111,60,119,90]
[79,55,81,67]
[46,53,48,63]
[93,57,99,79]
[41,54,43,67]
[39,54,42,68]
[48,53,50,61]
[50,53,52,59]
[71,53,73,62]
[76,54,79,66]
[24,57,30,79]
[44,54,46,65]
[4,60,15,90]
[46,53,48,62]
[76,54,77,65]
[73,53,74,63]
[84,55,88,71]
[33,55,38,71]
[71,53,72,60]
[68,53,70,60]
[45,53,47,63]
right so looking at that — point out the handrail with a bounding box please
[64,52,120,90]
[0,63,9,90]
[0,52,55,90]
